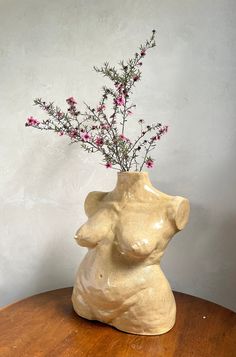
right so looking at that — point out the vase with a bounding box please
[72,172,190,335]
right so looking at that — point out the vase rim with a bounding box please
[117,171,148,175]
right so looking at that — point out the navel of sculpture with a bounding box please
[72,172,190,335]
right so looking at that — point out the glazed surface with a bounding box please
[72,172,190,335]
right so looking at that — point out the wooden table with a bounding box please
[0,287,235,357]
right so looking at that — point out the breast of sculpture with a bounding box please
[72,172,190,335]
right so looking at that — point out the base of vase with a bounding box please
[72,294,176,336]
[108,319,176,336]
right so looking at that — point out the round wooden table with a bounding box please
[0,287,235,357]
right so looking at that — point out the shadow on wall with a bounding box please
[162,200,236,311]
[198,213,236,311]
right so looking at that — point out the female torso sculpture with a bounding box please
[72,172,190,335]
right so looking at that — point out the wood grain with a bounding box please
[0,288,235,357]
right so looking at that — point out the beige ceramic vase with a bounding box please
[72,172,190,335]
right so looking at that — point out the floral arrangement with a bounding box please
[26,30,168,171]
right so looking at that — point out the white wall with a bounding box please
[0,0,235,311]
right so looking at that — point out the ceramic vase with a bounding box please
[72,172,190,335]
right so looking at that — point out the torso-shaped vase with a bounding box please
[72,172,190,335]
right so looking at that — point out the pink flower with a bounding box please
[57,111,64,118]
[114,96,125,106]
[141,49,146,57]
[133,75,140,82]
[105,162,112,169]
[80,131,91,142]
[59,131,64,136]
[66,97,77,106]
[151,134,161,141]
[159,125,169,135]
[97,104,106,112]
[95,137,104,146]
[100,123,110,130]
[69,129,78,138]
[26,116,40,126]
[146,159,154,169]
[119,134,129,142]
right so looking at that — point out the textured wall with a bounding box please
[0,0,235,310]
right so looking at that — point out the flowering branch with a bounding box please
[26,30,168,171]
